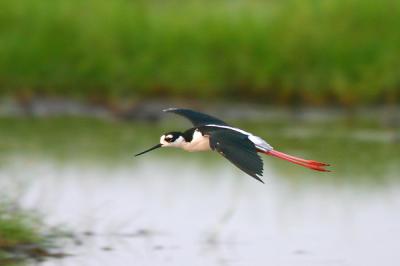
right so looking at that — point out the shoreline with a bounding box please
[1,97,399,125]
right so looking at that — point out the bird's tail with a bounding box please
[260,149,330,172]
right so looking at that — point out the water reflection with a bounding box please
[0,118,399,266]
[1,155,400,266]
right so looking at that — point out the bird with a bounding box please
[135,108,330,183]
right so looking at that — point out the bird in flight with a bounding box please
[135,108,330,183]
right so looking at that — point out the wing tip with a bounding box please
[254,175,265,183]
[162,107,178,113]
[251,171,264,183]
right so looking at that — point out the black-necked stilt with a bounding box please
[135,108,330,183]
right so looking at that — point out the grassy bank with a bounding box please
[0,0,400,104]
[0,203,55,264]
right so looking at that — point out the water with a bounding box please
[0,117,399,266]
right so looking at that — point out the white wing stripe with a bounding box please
[205,124,273,151]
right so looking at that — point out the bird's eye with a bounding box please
[164,134,175,143]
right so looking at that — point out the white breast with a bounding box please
[182,130,211,152]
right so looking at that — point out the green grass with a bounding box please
[0,204,43,262]
[0,0,399,104]
[0,211,40,249]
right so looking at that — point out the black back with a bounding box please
[208,128,264,183]
[164,108,229,126]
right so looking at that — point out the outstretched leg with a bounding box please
[260,149,330,172]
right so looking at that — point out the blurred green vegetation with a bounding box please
[0,211,40,249]
[0,204,43,262]
[0,0,399,104]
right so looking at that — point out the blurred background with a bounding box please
[0,0,399,265]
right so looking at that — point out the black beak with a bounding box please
[135,143,162,156]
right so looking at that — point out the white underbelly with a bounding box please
[183,135,211,152]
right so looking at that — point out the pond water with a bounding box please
[0,117,399,266]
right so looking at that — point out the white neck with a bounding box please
[181,131,211,152]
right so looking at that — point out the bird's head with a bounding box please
[160,131,185,147]
[135,131,185,156]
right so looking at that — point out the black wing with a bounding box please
[163,108,229,126]
[209,129,264,183]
